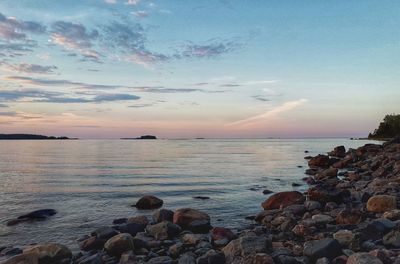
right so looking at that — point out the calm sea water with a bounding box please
[0,139,377,251]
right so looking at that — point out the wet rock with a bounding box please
[153,209,174,223]
[134,195,163,210]
[146,221,181,240]
[263,189,274,195]
[114,222,146,236]
[104,233,135,257]
[383,209,400,221]
[346,253,383,264]
[91,226,119,240]
[336,209,362,225]
[112,218,127,225]
[222,235,270,263]
[360,219,395,241]
[315,168,339,181]
[261,191,305,210]
[0,253,38,264]
[23,243,72,264]
[79,236,106,251]
[0,247,23,257]
[193,196,210,200]
[366,195,397,213]
[173,208,211,232]
[308,154,331,168]
[303,238,342,262]
[7,209,57,226]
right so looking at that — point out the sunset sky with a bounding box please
[0,0,399,138]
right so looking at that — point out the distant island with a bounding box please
[368,114,400,140]
[0,134,73,140]
[121,135,157,140]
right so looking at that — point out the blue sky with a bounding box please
[0,0,399,138]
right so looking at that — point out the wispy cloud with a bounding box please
[252,95,271,102]
[132,11,149,18]
[0,103,8,108]
[226,99,308,127]
[0,12,46,41]
[182,39,239,58]
[1,62,57,74]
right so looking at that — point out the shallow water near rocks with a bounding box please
[0,138,377,251]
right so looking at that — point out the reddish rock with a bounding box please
[173,208,210,229]
[308,155,330,168]
[308,185,349,204]
[367,195,397,213]
[211,227,236,241]
[127,215,149,225]
[315,168,338,181]
[328,146,346,158]
[261,191,305,210]
[336,209,362,225]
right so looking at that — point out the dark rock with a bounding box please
[173,208,210,231]
[134,195,163,210]
[346,253,383,264]
[146,221,181,240]
[91,226,119,240]
[308,154,330,168]
[336,209,362,225]
[211,227,236,242]
[303,238,342,262]
[79,236,106,251]
[114,223,146,236]
[193,196,210,200]
[263,189,274,194]
[328,146,346,158]
[7,209,57,226]
[112,218,127,225]
[308,185,350,204]
[360,219,396,241]
[197,249,226,264]
[104,233,135,257]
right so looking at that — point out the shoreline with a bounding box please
[2,138,400,263]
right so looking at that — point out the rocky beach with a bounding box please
[2,137,400,264]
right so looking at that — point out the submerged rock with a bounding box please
[134,195,163,210]
[7,209,57,226]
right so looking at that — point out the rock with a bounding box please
[169,242,183,258]
[112,218,127,224]
[91,226,119,240]
[222,235,270,263]
[346,253,383,264]
[333,230,355,247]
[0,253,38,264]
[303,238,342,261]
[193,196,210,200]
[328,146,346,158]
[308,154,330,168]
[383,229,400,247]
[383,209,400,221]
[7,209,57,226]
[366,195,397,213]
[312,214,334,225]
[261,191,305,210]
[0,247,23,257]
[211,227,236,242]
[242,253,274,264]
[173,208,210,231]
[308,185,349,204]
[305,200,322,211]
[23,243,72,263]
[134,195,163,210]
[315,168,338,180]
[336,209,362,225]
[115,222,146,236]
[178,252,196,264]
[146,221,181,240]
[188,219,212,233]
[119,250,136,264]
[181,233,207,245]
[79,236,106,251]
[360,219,395,241]
[197,249,226,264]
[263,190,273,195]
[104,233,135,257]
[292,224,311,237]
[153,209,174,223]
[127,215,149,225]
[147,256,173,264]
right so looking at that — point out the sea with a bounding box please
[0,138,378,251]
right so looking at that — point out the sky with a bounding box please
[0,0,399,139]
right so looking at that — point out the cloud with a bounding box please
[0,12,46,41]
[0,103,8,108]
[126,0,142,5]
[128,100,164,108]
[182,39,239,58]
[1,63,57,74]
[132,11,148,18]
[226,99,308,127]
[252,95,271,102]
[0,88,140,104]
[50,21,100,61]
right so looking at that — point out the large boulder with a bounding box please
[308,155,330,168]
[328,146,346,158]
[367,195,397,213]
[261,191,305,210]
[104,233,135,257]
[134,195,163,210]
[303,238,342,262]
[222,235,271,263]
[23,243,72,264]
[146,221,181,240]
[173,208,211,232]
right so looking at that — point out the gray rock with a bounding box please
[346,253,383,264]
[303,238,342,261]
